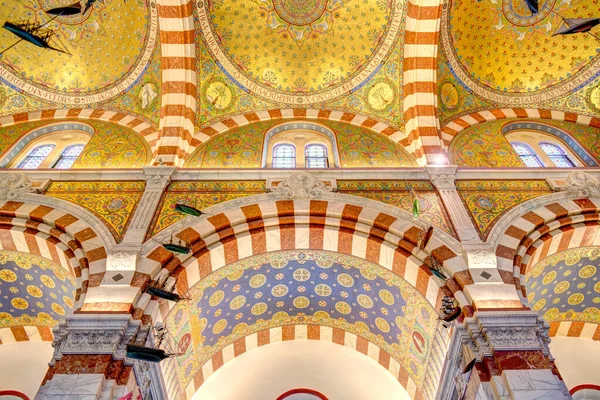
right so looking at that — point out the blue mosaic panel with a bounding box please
[198,258,408,345]
[526,246,600,324]
[0,252,76,327]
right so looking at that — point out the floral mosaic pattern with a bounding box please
[526,246,600,325]
[0,250,75,328]
[73,121,151,168]
[0,120,47,156]
[45,181,146,242]
[147,181,266,238]
[166,250,439,390]
[338,180,456,238]
[457,180,553,239]
[450,120,524,167]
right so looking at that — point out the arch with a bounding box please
[261,121,341,168]
[186,326,426,400]
[143,193,468,311]
[192,109,422,164]
[277,389,329,400]
[0,390,30,400]
[0,109,159,150]
[440,108,600,149]
[403,0,446,165]
[154,0,196,166]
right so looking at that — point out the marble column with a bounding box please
[34,315,167,400]
[438,311,571,400]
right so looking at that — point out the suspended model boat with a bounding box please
[525,0,538,15]
[162,234,191,254]
[1,17,70,55]
[552,17,600,36]
[146,275,184,302]
[126,327,172,363]
[174,203,204,217]
[440,296,461,323]
[46,2,83,16]
[419,226,434,251]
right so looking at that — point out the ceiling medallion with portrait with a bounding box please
[441,0,600,105]
[197,0,404,105]
[0,0,158,106]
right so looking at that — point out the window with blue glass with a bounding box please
[17,144,55,169]
[511,142,544,167]
[53,144,84,169]
[539,142,575,168]
[305,143,328,168]
[273,144,296,168]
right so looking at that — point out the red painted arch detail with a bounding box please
[0,390,30,400]
[277,388,329,400]
[570,384,600,395]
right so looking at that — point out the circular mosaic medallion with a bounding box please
[314,283,332,297]
[293,268,311,282]
[568,293,584,305]
[375,317,390,333]
[273,0,328,25]
[595,282,600,293]
[337,273,354,287]
[272,284,289,297]
[202,79,235,112]
[41,275,55,288]
[293,296,310,308]
[251,302,268,316]
[588,85,600,113]
[229,295,246,310]
[0,269,16,283]
[357,294,374,309]
[440,81,459,110]
[335,301,352,314]
[542,271,556,285]
[379,289,395,305]
[365,79,396,112]
[249,274,267,288]
[532,298,546,311]
[554,281,570,294]
[212,319,228,335]
[209,290,225,306]
[579,265,597,279]
[11,298,28,310]
[27,285,42,298]
[502,0,556,26]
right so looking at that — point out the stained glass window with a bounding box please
[53,144,84,169]
[17,144,55,169]
[539,142,575,168]
[305,144,328,168]
[273,144,296,168]
[511,142,544,167]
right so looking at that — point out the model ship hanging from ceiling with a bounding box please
[0,0,126,55]
[523,0,600,38]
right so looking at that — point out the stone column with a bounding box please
[438,311,571,400]
[35,315,167,400]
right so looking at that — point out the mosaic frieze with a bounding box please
[147,181,266,238]
[0,250,75,328]
[457,180,553,239]
[45,181,146,242]
[167,250,439,391]
[526,246,600,325]
[338,180,455,237]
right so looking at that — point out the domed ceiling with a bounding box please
[167,250,439,391]
[196,0,405,129]
[526,246,600,326]
[0,250,75,329]
[0,0,157,105]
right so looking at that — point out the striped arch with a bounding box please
[492,194,600,339]
[440,108,600,149]
[0,192,114,307]
[180,325,436,400]
[143,195,470,316]
[192,109,422,164]
[155,0,196,166]
[0,109,159,150]
[0,326,53,345]
[403,0,446,165]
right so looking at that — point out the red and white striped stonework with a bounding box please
[0,109,159,151]
[193,109,426,165]
[0,201,109,305]
[0,326,53,345]
[440,109,600,149]
[495,197,600,295]
[403,0,446,165]
[143,199,471,321]
[549,321,600,341]
[155,0,196,166]
[183,325,425,400]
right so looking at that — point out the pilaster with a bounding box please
[439,311,571,400]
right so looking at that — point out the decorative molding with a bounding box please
[463,244,498,270]
[0,173,33,201]
[143,166,176,191]
[133,358,168,400]
[426,166,458,190]
[562,171,600,198]
[436,328,462,400]
[456,311,552,362]
[269,172,333,200]
[107,251,139,271]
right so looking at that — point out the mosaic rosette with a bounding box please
[526,247,600,325]
[0,250,75,328]
[167,250,439,389]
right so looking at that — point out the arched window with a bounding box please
[17,144,55,169]
[272,144,296,168]
[539,142,575,168]
[305,144,328,168]
[511,142,543,167]
[53,144,84,169]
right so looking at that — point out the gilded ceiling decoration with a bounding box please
[441,0,600,107]
[0,250,75,328]
[0,0,157,105]
[167,250,439,391]
[526,246,600,325]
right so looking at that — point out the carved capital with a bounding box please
[456,311,551,361]
[270,172,333,200]
[426,165,458,190]
[0,172,33,201]
[107,250,139,271]
[562,171,600,198]
[462,243,498,270]
[143,166,176,191]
